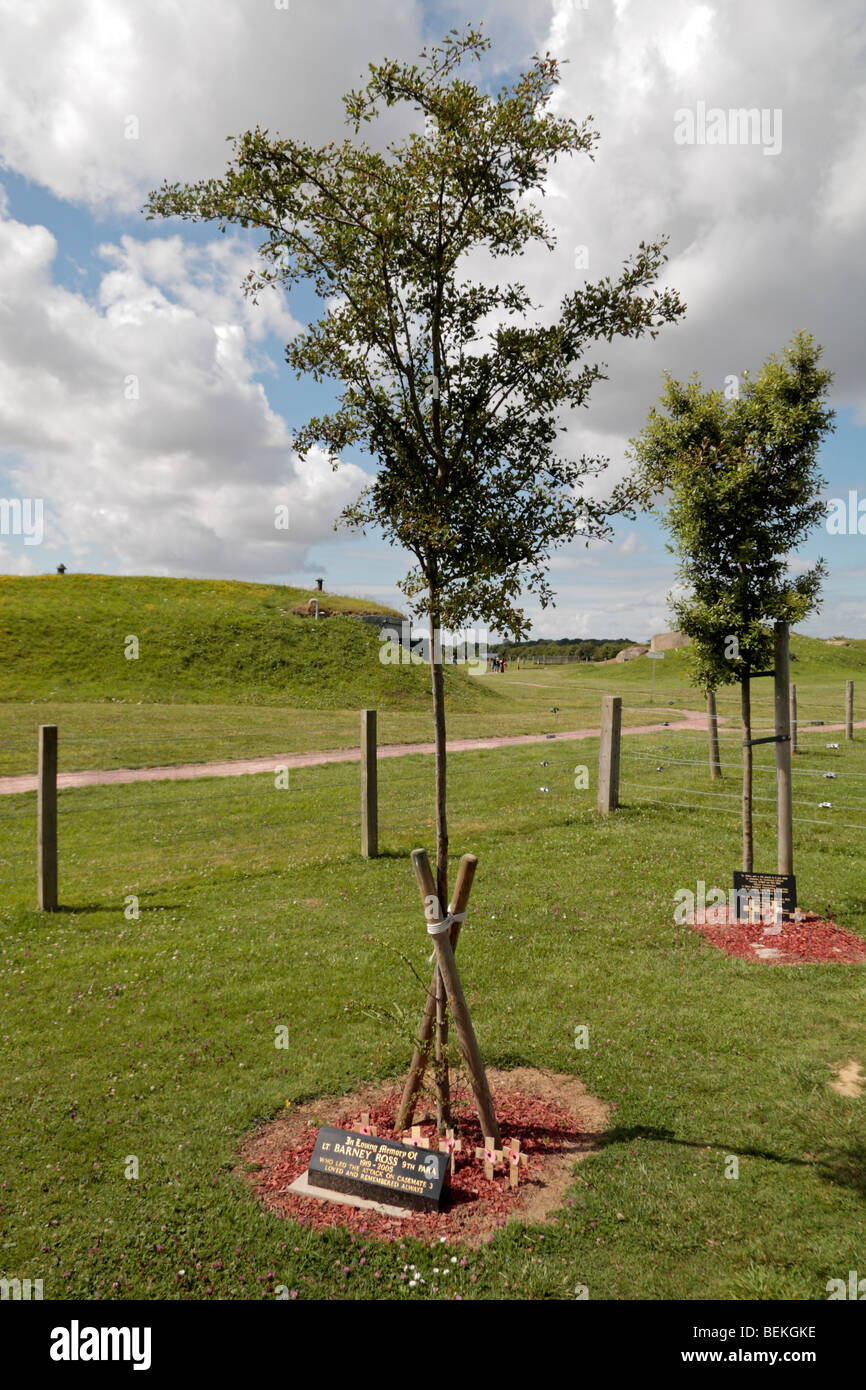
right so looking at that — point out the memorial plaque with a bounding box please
[733,871,797,919]
[307,1126,449,1213]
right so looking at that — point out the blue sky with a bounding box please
[0,0,863,639]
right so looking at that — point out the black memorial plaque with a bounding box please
[307,1126,449,1212]
[733,871,797,918]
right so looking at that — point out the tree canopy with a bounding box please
[144,25,685,640]
[626,331,834,692]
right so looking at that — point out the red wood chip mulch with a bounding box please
[690,909,866,965]
[249,1086,581,1245]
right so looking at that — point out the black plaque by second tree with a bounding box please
[733,870,797,917]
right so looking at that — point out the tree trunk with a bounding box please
[741,671,753,873]
[707,689,722,780]
[428,603,450,1131]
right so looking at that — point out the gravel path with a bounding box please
[2,713,862,796]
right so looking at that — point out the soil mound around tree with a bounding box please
[236,1068,610,1247]
[689,909,866,965]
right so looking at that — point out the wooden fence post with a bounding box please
[597,696,622,816]
[774,623,793,878]
[360,709,378,858]
[846,680,854,742]
[707,689,722,780]
[790,682,798,754]
[38,724,58,911]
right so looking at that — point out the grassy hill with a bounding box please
[788,632,866,675]
[0,576,860,774]
[0,574,493,711]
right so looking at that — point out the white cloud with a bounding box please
[617,531,648,556]
[0,541,41,575]
[529,0,866,432]
[523,580,671,641]
[0,205,367,577]
[0,0,426,215]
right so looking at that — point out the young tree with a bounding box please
[144,25,684,1119]
[625,332,834,870]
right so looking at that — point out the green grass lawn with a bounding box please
[2,577,864,1300]
[1,722,865,1300]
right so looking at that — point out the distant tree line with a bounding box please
[496,637,636,661]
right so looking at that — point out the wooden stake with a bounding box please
[790,682,798,754]
[395,853,477,1132]
[433,855,469,1132]
[741,671,753,874]
[410,849,501,1147]
[597,696,622,815]
[357,1113,378,1136]
[774,623,793,878]
[707,689,722,780]
[38,725,58,912]
[409,847,453,1130]
[360,708,378,858]
[434,961,449,1133]
[846,680,854,742]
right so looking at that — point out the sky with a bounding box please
[0,0,864,640]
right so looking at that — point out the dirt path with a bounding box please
[2,714,862,796]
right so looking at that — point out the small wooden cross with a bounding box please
[474,1135,505,1180]
[438,1128,464,1176]
[357,1112,378,1137]
[502,1138,528,1189]
[403,1124,430,1149]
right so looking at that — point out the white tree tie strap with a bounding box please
[426,909,467,937]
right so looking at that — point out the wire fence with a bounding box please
[0,746,363,897]
[1,678,861,901]
[619,726,866,834]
